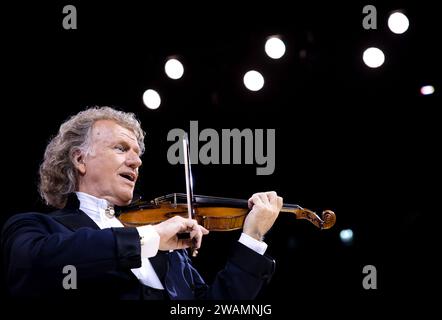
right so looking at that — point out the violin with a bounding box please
[118,193,336,231]
[118,134,336,241]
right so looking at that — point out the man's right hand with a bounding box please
[153,216,209,251]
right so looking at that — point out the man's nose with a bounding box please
[126,152,142,168]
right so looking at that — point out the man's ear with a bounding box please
[72,149,86,174]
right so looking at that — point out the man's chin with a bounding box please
[114,191,134,206]
[118,199,133,206]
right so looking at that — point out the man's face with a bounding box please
[76,119,142,206]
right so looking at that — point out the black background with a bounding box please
[1,0,440,313]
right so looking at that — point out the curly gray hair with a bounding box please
[39,106,145,208]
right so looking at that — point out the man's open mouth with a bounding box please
[119,172,136,182]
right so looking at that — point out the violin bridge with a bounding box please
[151,193,179,208]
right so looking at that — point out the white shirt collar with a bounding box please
[75,192,119,228]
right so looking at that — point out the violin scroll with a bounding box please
[284,206,336,230]
[321,209,336,230]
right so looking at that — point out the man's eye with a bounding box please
[115,145,126,152]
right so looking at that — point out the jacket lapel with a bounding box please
[50,193,100,231]
[53,211,100,231]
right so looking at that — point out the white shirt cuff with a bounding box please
[136,225,160,259]
[238,232,268,255]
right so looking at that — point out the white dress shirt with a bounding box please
[75,192,268,290]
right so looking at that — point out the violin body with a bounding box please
[118,193,336,231]
[119,203,249,231]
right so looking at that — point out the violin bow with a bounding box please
[182,133,199,257]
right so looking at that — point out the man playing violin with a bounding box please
[1,106,283,299]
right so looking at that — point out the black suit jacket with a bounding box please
[1,195,275,299]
